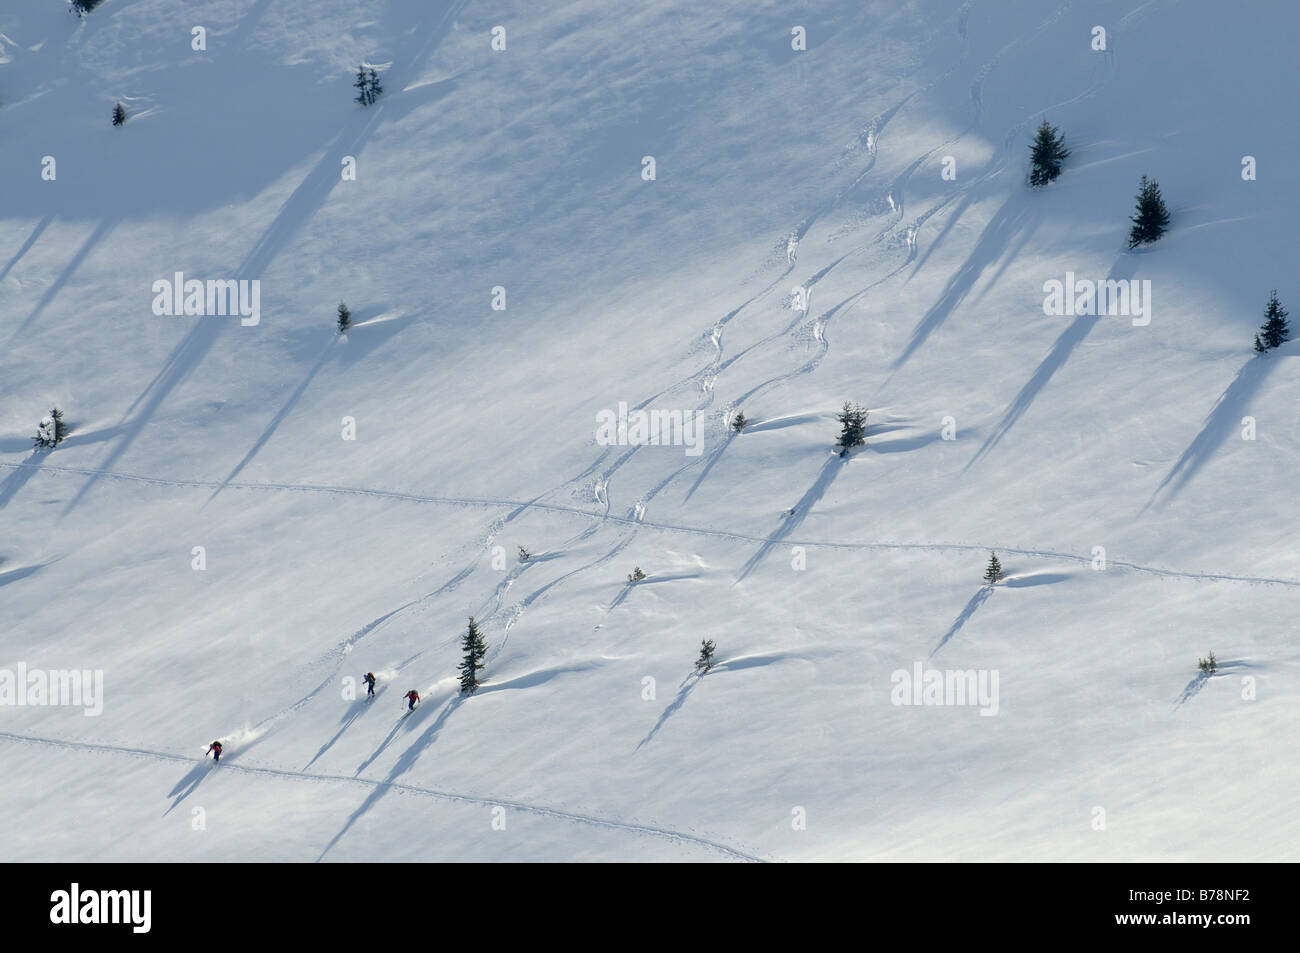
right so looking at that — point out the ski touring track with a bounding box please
[246,0,1141,655]
[5,462,1297,590]
[0,0,1216,858]
[719,0,1125,423]
[0,730,766,863]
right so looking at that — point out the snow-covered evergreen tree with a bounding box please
[732,411,747,433]
[628,566,646,582]
[836,402,867,455]
[1028,120,1069,188]
[457,616,488,695]
[354,67,383,106]
[34,406,68,449]
[695,639,716,674]
[983,551,1003,584]
[337,300,351,334]
[71,0,106,16]
[1198,651,1217,675]
[1254,290,1289,352]
[112,102,125,126]
[1127,175,1170,248]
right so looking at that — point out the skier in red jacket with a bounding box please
[403,690,420,711]
[206,741,223,763]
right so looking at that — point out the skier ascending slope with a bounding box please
[402,690,420,712]
[362,672,377,698]
[206,741,223,763]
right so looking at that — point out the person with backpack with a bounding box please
[206,741,223,763]
[362,672,377,698]
[402,690,420,711]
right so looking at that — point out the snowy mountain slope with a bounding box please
[1,0,1296,861]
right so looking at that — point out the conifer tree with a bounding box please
[337,300,351,334]
[1198,651,1217,675]
[353,67,383,106]
[1028,120,1069,188]
[34,406,68,449]
[1255,290,1289,352]
[458,616,488,695]
[517,545,531,562]
[695,639,716,674]
[112,102,125,126]
[983,551,1003,584]
[732,411,747,433]
[1127,175,1170,248]
[628,566,646,583]
[72,0,106,16]
[837,402,867,455]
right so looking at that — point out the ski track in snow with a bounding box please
[339,0,1137,620]
[0,730,765,862]
[4,462,1297,589]
[0,0,1224,860]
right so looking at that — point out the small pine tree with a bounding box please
[352,67,383,106]
[112,102,126,126]
[517,545,531,562]
[34,406,68,449]
[628,566,646,583]
[983,551,1002,584]
[72,0,106,16]
[695,639,716,674]
[1127,175,1170,248]
[836,402,867,455]
[1255,290,1290,352]
[732,411,747,433]
[1028,120,1070,188]
[457,616,488,695]
[337,300,351,334]
[1197,651,1217,675]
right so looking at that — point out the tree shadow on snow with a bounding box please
[633,654,793,751]
[635,675,700,751]
[0,456,48,511]
[0,214,53,283]
[353,689,452,778]
[891,189,1042,373]
[1175,659,1251,708]
[59,1,468,517]
[475,661,600,694]
[1001,572,1070,588]
[967,252,1138,471]
[206,340,337,501]
[1144,355,1281,511]
[930,586,992,657]
[735,453,846,582]
[320,693,465,862]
